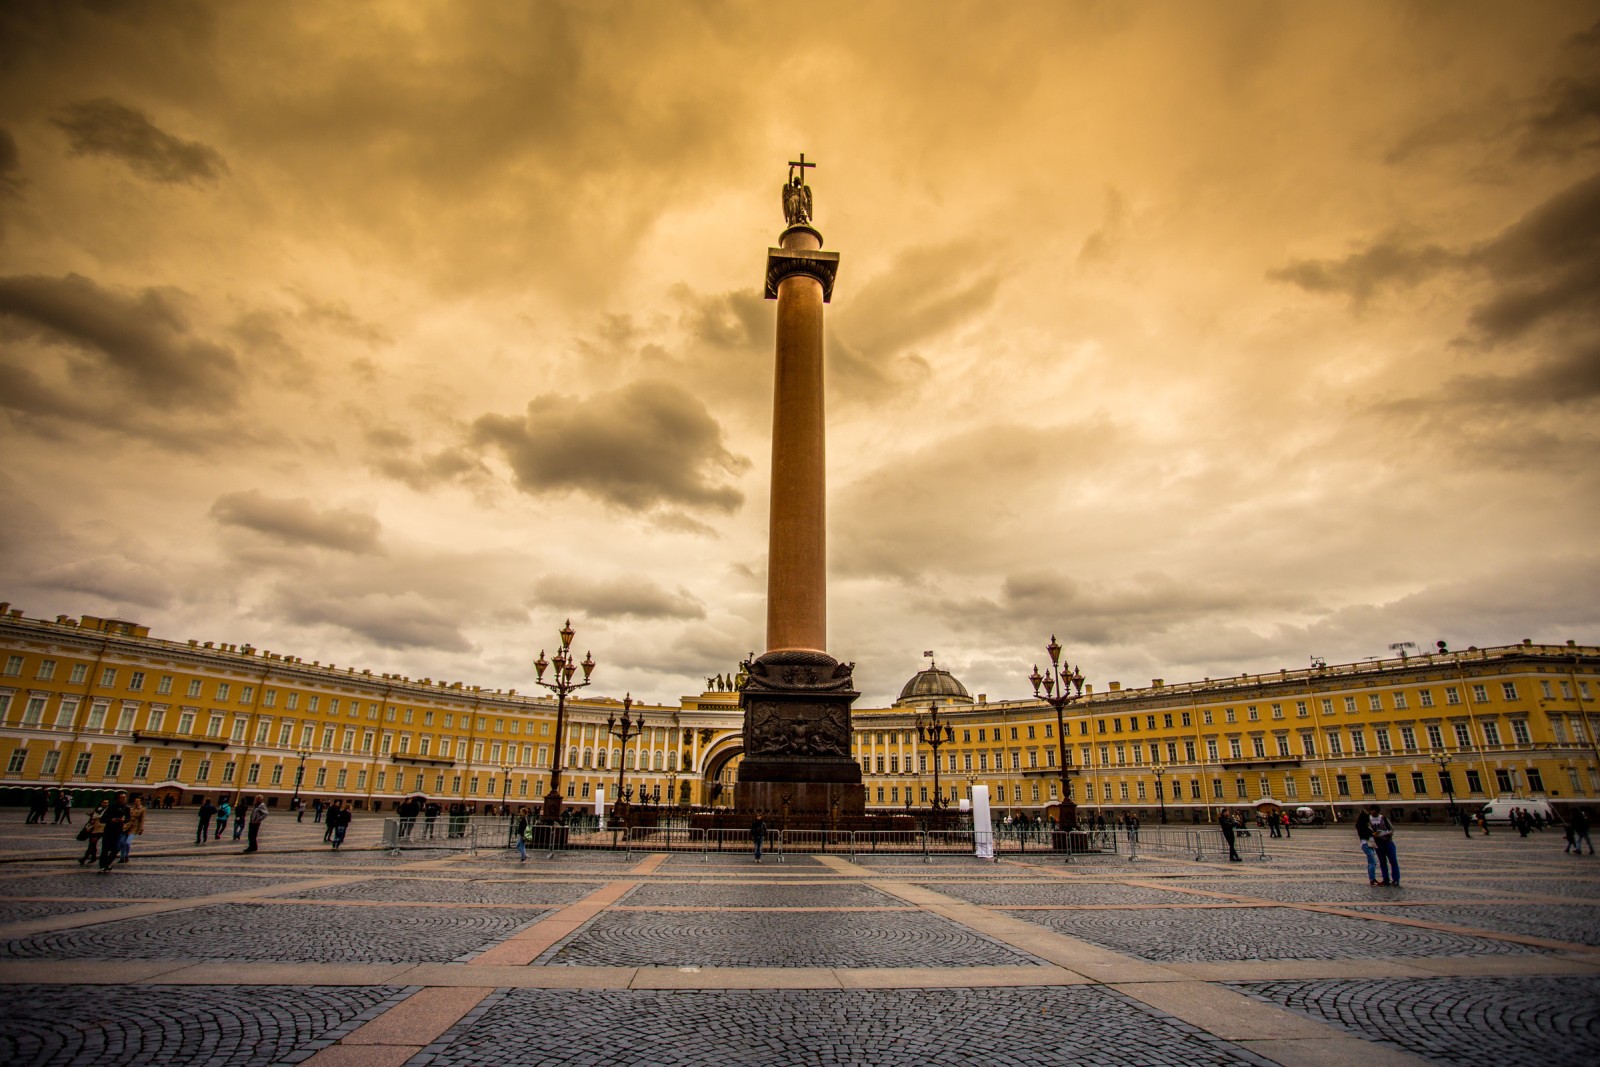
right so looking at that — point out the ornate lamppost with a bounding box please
[499,764,513,815]
[1432,750,1457,823]
[291,748,311,810]
[1152,762,1168,824]
[606,695,645,831]
[1030,634,1087,830]
[917,704,956,813]
[534,619,595,820]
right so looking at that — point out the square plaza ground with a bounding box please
[0,812,1596,1066]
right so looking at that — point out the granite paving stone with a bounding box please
[411,986,1278,1067]
[1340,902,1600,945]
[927,880,1201,906]
[3,903,547,964]
[275,877,604,906]
[1005,905,1548,962]
[621,881,901,908]
[542,908,1044,968]
[1238,975,1600,1067]
[0,984,402,1067]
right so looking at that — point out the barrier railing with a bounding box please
[383,814,514,854]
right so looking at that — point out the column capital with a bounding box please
[765,248,840,302]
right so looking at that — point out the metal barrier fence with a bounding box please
[382,814,514,853]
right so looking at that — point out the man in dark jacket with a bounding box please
[750,812,768,863]
[98,792,131,872]
[1219,811,1241,862]
[196,796,217,844]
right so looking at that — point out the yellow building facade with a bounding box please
[2,603,1597,824]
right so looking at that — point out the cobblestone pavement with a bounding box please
[1341,902,1600,945]
[4,903,547,963]
[1,984,402,1067]
[1006,904,1548,961]
[413,986,1278,1067]
[2,823,1599,1065]
[541,908,1042,968]
[275,877,604,905]
[1238,975,1600,1067]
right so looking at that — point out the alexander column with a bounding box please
[737,155,865,821]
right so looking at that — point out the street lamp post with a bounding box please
[499,764,513,815]
[917,704,956,814]
[1432,750,1457,823]
[534,619,595,820]
[1030,634,1087,830]
[606,695,645,833]
[1152,762,1168,824]
[292,748,311,809]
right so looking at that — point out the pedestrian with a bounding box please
[27,789,48,824]
[1268,811,1281,838]
[119,795,145,864]
[1460,808,1473,838]
[513,806,530,862]
[242,795,268,853]
[1282,811,1292,839]
[77,802,107,865]
[214,798,231,840]
[1573,808,1594,855]
[55,790,73,824]
[313,798,324,824]
[296,798,305,823]
[1369,805,1400,887]
[324,801,337,842]
[97,791,131,873]
[424,801,440,839]
[750,810,767,863]
[1219,810,1241,862]
[1356,806,1380,884]
[1476,809,1490,835]
[196,796,216,843]
[233,799,248,842]
[1564,818,1577,854]
[330,801,350,849]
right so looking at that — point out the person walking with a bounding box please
[750,811,768,863]
[97,792,131,873]
[77,802,106,865]
[214,798,231,841]
[1573,808,1594,856]
[118,796,145,864]
[424,801,440,839]
[330,801,351,849]
[55,790,74,825]
[513,806,530,862]
[233,798,248,842]
[1369,805,1400,887]
[196,796,216,844]
[1460,808,1474,838]
[1281,811,1292,839]
[242,795,268,853]
[1356,807,1382,884]
[1219,810,1241,862]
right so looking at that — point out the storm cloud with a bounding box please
[210,490,383,555]
[472,380,748,514]
[53,98,226,185]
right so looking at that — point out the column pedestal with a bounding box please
[736,650,864,819]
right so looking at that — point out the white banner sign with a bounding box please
[971,784,994,860]
[595,785,606,820]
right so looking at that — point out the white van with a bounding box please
[1477,797,1559,824]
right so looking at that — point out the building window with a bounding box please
[1384,772,1400,795]
[128,671,145,691]
[1495,769,1513,792]
[1343,697,1357,713]
[1310,775,1323,796]
[1359,773,1373,795]
[1465,769,1483,793]
[222,761,236,782]
[105,753,123,776]
[1228,739,1242,759]
[1301,733,1315,756]
[1326,731,1342,755]
[166,757,183,779]
[1335,774,1350,796]
[1418,689,1434,707]
[1501,682,1518,701]
[1438,771,1453,795]
[1472,685,1489,703]
[1211,778,1224,798]
[6,748,26,774]
[1253,737,1266,758]
[1454,723,1472,747]
[1235,777,1247,798]
[1482,722,1501,746]
[1285,776,1298,798]
[1368,694,1382,711]
[1224,709,1236,723]
[196,759,211,782]
[1411,771,1427,794]
[134,756,150,778]
[1445,687,1461,705]
[187,679,202,698]
[1276,735,1291,757]
[1510,720,1531,744]
[98,667,116,687]
[1527,767,1544,792]
[1375,728,1391,753]
[247,763,261,784]
[216,683,231,701]
[1422,725,1439,749]
[1350,730,1366,754]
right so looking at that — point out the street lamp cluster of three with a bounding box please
[532,618,653,822]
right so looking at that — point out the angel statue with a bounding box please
[782,154,815,227]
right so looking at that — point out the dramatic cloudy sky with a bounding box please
[2,1,1597,707]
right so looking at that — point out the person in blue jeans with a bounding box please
[1355,808,1381,885]
[1368,806,1400,886]
[750,812,767,863]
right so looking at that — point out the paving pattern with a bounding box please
[4,902,546,963]
[542,908,1041,968]
[1006,904,1548,962]
[413,986,1278,1067]
[1,984,402,1067]
[2,813,1598,1066]
[1240,975,1600,1067]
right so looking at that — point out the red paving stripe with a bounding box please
[470,880,638,966]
